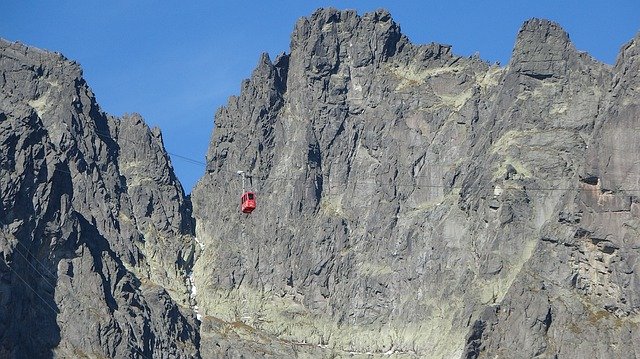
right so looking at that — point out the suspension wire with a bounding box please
[4,140,635,352]
[4,87,637,352]
[92,129,208,166]
[3,245,154,359]
[4,256,154,359]
[0,194,606,355]
[5,241,150,359]
[209,169,640,195]
[165,151,206,166]
[47,155,640,196]
[50,165,637,200]
[6,263,59,314]
[12,242,56,289]
[22,122,634,195]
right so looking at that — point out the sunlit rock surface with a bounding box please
[0,39,197,358]
[192,9,640,358]
[2,7,640,359]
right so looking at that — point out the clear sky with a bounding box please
[1,1,638,193]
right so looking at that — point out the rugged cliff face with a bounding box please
[0,40,198,357]
[192,8,640,358]
[2,7,640,359]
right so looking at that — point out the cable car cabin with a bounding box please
[240,191,256,213]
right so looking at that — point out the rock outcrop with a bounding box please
[2,7,640,359]
[192,9,640,358]
[0,40,198,357]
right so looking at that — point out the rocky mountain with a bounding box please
[0,40,198,357]
[2,7,640,359]
[193,8,640,359]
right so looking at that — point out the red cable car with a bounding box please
[241,191,256,213]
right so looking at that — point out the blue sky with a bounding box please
[1,1,638,192]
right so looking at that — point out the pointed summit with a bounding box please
[289,8,404,75]
[614,30,640,72]
[509,18,575,79]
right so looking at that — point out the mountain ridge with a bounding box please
[0,37,199,358]
[193,8,640,358]
[1,7,640,358]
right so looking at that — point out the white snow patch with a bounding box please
[194,237,205,250]
[187,271,202,321]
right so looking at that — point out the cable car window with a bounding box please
[248,193,254,200]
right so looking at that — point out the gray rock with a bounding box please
[0,39,198,357]
[193,8,640,358]
[3,6,640,359]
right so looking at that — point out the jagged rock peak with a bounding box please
[519,18,571,42]
[304,7,393,25]
[509,18,580,79]
[1,37,198,357]
[290,8,405,69]
[0,38,74,68]
[193,9,640,358]
[0,38,83,107]
[614,30,640,70]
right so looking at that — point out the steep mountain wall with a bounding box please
[2,7,639,359]
[0,40,198,358]
[192,9,640,358]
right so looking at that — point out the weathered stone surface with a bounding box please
[192,8,640,358]
[3,7,640,359]
[0,39,198,357]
